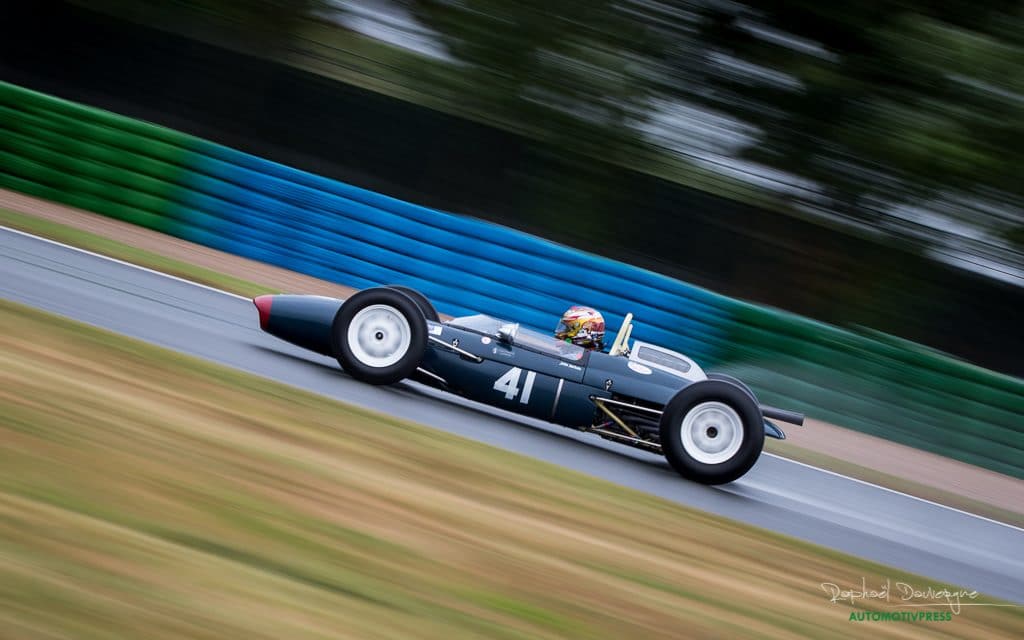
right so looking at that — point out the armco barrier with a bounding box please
[1,81,1021,477]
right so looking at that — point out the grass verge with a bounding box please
[1,299,1022,639]
[0,208,275,298]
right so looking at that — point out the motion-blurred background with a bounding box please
[3,0,1021,375]
[2,4,1024,636]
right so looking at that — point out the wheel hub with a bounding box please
[680,401,744,465]
[346,304,412,368]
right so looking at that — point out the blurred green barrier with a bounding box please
[1,107,190,188]
[0,82,192,235]
[719,302,1023,477]
[1,80,1021,478]
[6,81,190,148]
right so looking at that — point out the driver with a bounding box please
[554,305,606,351]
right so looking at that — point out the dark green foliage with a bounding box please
[66,0,1022,273]
[684,1,1024,215]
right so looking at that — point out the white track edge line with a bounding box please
[1,225,250,300]
[763,452,1024,532]
[5,225,1022,532]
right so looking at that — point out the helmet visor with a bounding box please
[554,321,572,338]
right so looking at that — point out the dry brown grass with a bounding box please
[1,300,1021,639]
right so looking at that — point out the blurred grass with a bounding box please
[765,440,1024,529]
[0,208,275,297]
[1,299,1022,639]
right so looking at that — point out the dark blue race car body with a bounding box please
[254,287,803,484]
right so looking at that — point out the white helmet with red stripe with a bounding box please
[554,305,605,350]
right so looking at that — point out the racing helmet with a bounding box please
[555,305,605,350]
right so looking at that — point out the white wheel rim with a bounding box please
[680,401,744,465]
[346,304,412,368]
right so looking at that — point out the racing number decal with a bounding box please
[493,367,537,404]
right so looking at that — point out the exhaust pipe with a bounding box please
[760,405,804,426]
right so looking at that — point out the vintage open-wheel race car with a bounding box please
[254,286,804,484]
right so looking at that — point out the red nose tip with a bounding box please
[253,295,273,330]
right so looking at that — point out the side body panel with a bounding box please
[421,324,602,426]
[583,352,689,406]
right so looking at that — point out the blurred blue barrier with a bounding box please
[186,141,733,363]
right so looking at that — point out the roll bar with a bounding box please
[609,313,633,356]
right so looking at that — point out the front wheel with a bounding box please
[331,287,427,385]
[659,380,764,484]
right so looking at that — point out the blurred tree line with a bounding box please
[79,0,1023,279]
[410,0,1024,261]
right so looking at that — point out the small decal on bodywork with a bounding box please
[481,336,492,344]
[628,362,653,375]
[428,323,443,335]
[558,361,582,371]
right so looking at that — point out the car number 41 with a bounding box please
[493,367,537,404]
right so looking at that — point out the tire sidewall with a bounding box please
[706,372,758,405]
[386,285,440,322]
[331,288,427,385]
[659,380,764,484]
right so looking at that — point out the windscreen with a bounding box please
[636,345,691,373]
[447,314,503,335]
[515,327,586,361]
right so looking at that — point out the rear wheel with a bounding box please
[659,380,764,484]
[706,372,757,405]
[331,287,427,385]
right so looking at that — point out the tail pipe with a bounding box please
[760,405,804,426]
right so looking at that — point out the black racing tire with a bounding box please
[659,380,764,485]
[331,287,427,385]
[386,285,440,322]
[706,372,758,405]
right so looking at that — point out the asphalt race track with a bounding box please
[3,226,1022,603]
